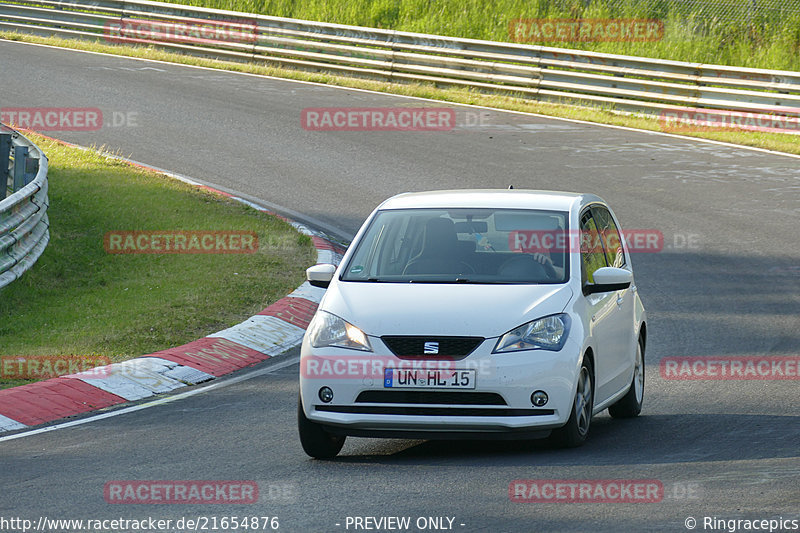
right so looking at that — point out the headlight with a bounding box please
[493,314,571,353]
[307,311,372,352]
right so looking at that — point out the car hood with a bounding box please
[321,282,574,338]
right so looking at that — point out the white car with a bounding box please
[298,190,646,458]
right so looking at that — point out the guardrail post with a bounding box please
[24,152,38,185]
[0,132,11,201]
[12,145,28,192]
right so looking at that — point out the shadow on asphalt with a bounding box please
[329,413,800,466]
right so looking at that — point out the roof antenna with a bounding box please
[508,185,514,189]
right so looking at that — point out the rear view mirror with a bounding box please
[307,264,336,288]
[454,221,488,233]
[583,267,632,295]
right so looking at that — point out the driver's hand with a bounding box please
[531,253,553,265]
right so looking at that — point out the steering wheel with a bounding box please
[498,254,556,281]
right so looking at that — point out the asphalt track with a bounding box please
[0,39,798,532]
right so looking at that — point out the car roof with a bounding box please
[377,189,604,212]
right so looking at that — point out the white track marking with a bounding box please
[208,315,307,355]
[0,414,27,432]
[0,354,300,443]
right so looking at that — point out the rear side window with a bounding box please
[591,206,626,269]
[579,210,607,284]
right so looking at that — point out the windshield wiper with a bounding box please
[408,278,482,284]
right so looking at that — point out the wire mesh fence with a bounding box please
[552,0,800,24]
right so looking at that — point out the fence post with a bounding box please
[24,152,38,185]
[12,145,28,193]
[0,132,11,201]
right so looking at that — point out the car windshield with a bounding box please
[341,208,569,284]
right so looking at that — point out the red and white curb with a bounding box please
[0,143,346,434]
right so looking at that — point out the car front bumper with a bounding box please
[299,334,582,438]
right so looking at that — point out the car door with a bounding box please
[591,205,636,398]
[579,207,628,404]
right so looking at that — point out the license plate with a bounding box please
[383,368,476,389]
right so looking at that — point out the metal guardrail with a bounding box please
[0,125,49,289]
[0,0,799,120]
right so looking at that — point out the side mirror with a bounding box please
[583,267,632,296]
[307,264,336,289]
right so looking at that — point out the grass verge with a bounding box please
[2,32,798,156]
[167,0,800,72]
[0,133,316,388]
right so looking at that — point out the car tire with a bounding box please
[551,358,594,448]
[298,394,345,459]
[608,338,645,419]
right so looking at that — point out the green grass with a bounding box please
[165,0,800,71]
[0,134,316,388]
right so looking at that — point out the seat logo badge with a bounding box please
[424,342,440,354]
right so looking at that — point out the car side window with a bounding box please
[580,210,608,284]
[591,206,626,269]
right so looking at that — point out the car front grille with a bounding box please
[381,336,484,359]
[355,390,507,405]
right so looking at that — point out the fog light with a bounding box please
[318,387,334,403]
[531,390,548,407]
